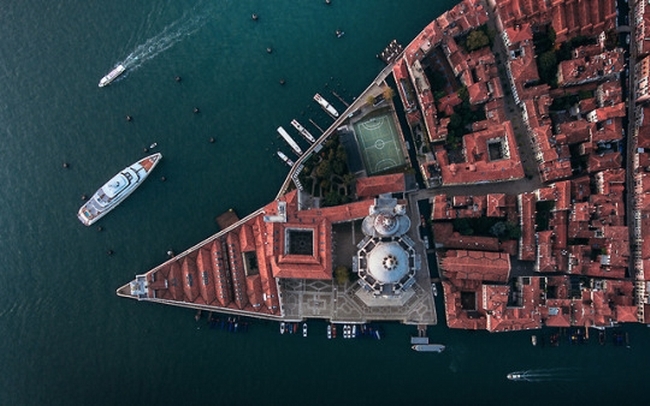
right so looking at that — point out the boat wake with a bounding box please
[117,2,213,74]
[507,368,581,382]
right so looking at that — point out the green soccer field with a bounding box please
[353,113,405,175]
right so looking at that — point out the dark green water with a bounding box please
[0,0,647,405]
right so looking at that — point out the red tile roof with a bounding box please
[441,250,511,283]
[487,193,507,217]
[519,192,536,261]
[356,173,406,198]
[437,121,525,185]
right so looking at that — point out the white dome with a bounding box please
[366,241,409,283]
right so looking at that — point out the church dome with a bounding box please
[366,241,409,283]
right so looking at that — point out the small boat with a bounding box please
[77,153,162,226]
[351,324,357,338]
[332,324,337,338]
[531,335,537,346]
[149,142,158,149]
[327,324,332,339]
[99,64,126,87]
[280,322,285,335]
[507,372,525,381]
[411,344,445,352]
[303,323,308,337]
[313,93,339,117]
[293,323,298,334]
[276,150,294,167]
[335,29,345,38]
[431,283,438,297]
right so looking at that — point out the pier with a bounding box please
[331,90,349,107]
[308,119,325,134]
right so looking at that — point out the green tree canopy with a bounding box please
[466,29,490,52]
[334,265,350,285]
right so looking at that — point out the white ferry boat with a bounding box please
[277,126,303,156]
[290,119,316,143]
[98,64,126,87]
[313,93,339,117]
[276,150,294,167]
[77,153,162,226]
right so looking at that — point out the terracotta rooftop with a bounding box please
[356,173,407,199]
[558,49,625,88]
[519,192,536,261]
[436,121,525,185]
[440,249,511,283]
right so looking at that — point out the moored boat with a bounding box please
[77,153,162,226]
[99,64,126,87]
[277,126,303,156]
[290,119,316,143]
[303,322,308,337]
[276,150,294,167]
[280,322,285,334]
[411,344,445,352]
[327,324,332,339]
[313,93,339,117]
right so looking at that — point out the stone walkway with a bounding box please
[279,274,437,325]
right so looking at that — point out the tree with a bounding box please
[322,190,342,207]
[332,158,346,176]
[383,87,395,100]
[466,29,490,52]
[490,221,507,237]
[548,26,556,45]
[505,222,521,240]
[315,159,332,178]
[335,266,350,285]
[342,173,356,186]
[538,50,558,86]
[453,218,474,235]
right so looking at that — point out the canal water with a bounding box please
[0,0,647,404]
